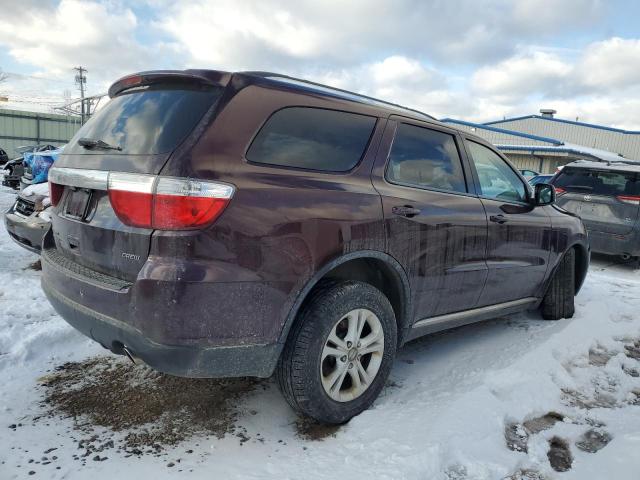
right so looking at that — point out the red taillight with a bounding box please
[108,190,153,227]
[554,186,566,195]
[617,195,640,205]
[49,181,64,206]
[153,195,229,229]
[107,173,234,230]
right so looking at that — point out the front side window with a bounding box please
[386,123,466,193]
[466,141,527,203]
[246,107,376,172]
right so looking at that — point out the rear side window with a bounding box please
[66,86,222,155]
[246,107,376,171]
[386,123,466,193]
[554,168,640,196]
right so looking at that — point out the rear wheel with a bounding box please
[276,280,397,424]
[541,248,576,320]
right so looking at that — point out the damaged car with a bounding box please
[4,182,52,253]
[2,144,58,190]
[4,146,61,253]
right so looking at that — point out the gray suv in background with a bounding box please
[552,160,640,262]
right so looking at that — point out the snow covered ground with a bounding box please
[1,180,639,480]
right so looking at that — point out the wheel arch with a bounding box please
[571,242,589,294]
[277,250,413,348]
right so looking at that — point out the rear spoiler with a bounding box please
[108,70,231,98]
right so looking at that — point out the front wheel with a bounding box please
[276,280,397,424]
[541,248,576,320]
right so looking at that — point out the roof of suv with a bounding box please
[110,69,493,146]
[242,71,438,122]
[111,69,459,127]
[563,159,640,173]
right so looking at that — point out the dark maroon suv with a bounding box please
[42,70,589,424]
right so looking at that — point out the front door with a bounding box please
[372,120,488,321]
[464,139,552,305]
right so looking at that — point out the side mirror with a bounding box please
[534,183,556,206]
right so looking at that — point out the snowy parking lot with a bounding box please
[1,182,639,480]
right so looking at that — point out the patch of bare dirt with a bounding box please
[505,422,529,452]
[624,343,640,360]
[37,356,262,461]
[575,428,612,453]
[294,417,340,441]
[24,259,42,271]
[523,411,565,434]
[588,346,615,366]
[505,412,565,452]
[504,469,550,480]
[561,388,619,410]
[547,436,572,472]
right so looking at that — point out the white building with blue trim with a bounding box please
[442,109,639,174]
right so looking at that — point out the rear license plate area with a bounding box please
[64,188,92,220]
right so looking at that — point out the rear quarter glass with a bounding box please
[64,86,223,155]
[246,107,377,172]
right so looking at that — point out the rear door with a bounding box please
[553,167,640,235]
[372,119,488,320]
[49,81,223,281]
[464,139,552,305]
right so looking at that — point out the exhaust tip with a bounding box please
[122,346,137,364]
[111,341,137,364]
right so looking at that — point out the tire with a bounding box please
[276,280,397,424]
[541,248,576,320]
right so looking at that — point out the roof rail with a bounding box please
[574,158,640,167]
[243,71,437,121]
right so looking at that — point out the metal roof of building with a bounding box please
[441,117,640,163]
[483,115,640,135]
[440,118,563,145]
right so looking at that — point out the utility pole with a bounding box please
[74,66,87,124]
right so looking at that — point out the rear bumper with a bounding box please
[40,234,283,378]
[42,282,280,378]
[4,209,48,253]
[587,228,640,257]
[42,277,280,378]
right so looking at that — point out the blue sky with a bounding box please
[0,0,639,128]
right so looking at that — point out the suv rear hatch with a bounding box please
[553,166,640,235]
[48,72,226,282]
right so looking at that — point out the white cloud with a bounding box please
[577,37,640,91]
[156,0,603,69]
[472,51,571,98]
[0,0,637,129]
[0,0,158,95]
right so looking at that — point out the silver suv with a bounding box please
[552,160,640,262]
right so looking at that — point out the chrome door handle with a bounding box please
[392,205,421,217]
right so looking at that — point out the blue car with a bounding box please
[529,174,554,186]
[20,146,63,189]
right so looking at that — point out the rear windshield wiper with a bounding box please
[78,137,122,151]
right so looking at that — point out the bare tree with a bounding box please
[0,69,8,84]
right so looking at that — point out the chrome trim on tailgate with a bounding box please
[48,167,109,190]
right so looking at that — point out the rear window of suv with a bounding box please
[246,107,376,172]
[554,168,640,196]
[65,86,222,155]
